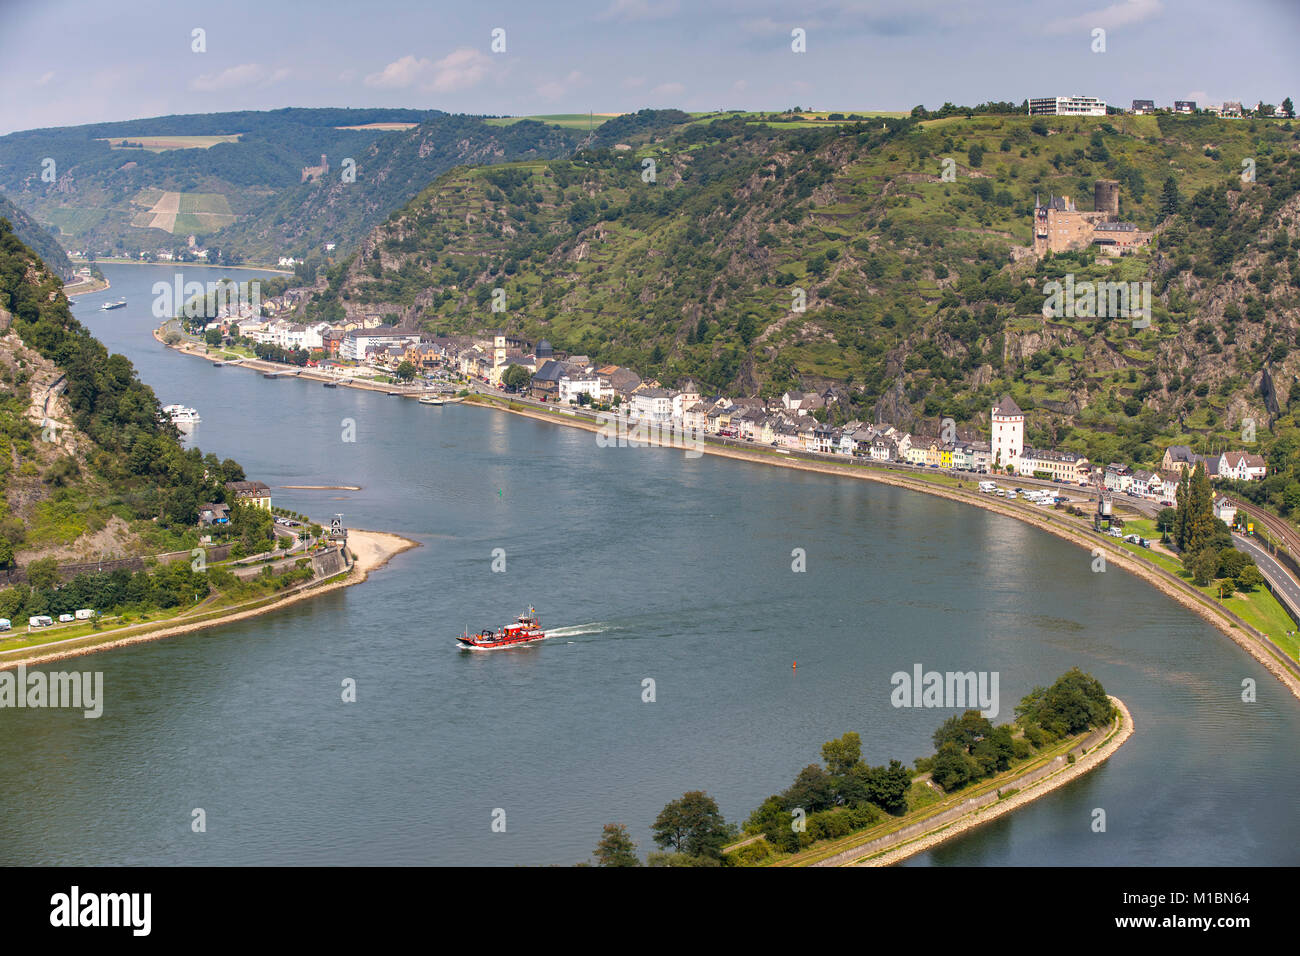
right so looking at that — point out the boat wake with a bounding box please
[546,622,614,638]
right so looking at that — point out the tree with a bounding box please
[821,731,862,775]
[394,360,416,383]
[784,764,836,813]
[1016,667,1111,736]
[930,743,978,791]
[1235,565,1265,592]
[967,143,985,168]
[502,364,531,390]
[651,791,733,861]
[932,710,993,753]
[864,759,911,814]
[1282,97,1295,119]
[1155,507,1177,534]
[1188,547,1220,586]
[592,824,640,866]
[26,556,60,592]
[1160,176,1182,219]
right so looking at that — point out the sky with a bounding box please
[1,0,1298,135]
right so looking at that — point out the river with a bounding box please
[1,263,1297,866]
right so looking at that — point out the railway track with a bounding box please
[1223,494,1300,556]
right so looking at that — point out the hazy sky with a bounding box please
[2,0,1298,134]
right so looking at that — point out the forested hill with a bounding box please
[225,114,581,268]
[0,108,579,264]
[327,109,1300,469]
[0,219,246,568]
[0,195,73,279]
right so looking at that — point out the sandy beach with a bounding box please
[1,530,417,670]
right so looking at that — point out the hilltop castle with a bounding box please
[1032,179,1152,257]
[301,154,330,184]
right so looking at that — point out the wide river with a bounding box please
[3,264,1298,866]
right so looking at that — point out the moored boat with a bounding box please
[161,403,201,425]
[457,608,545,650]
[99,299,126,311]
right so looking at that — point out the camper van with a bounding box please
[58,613,75,623]
[75,608,96,621]
[0,618,10,631]
[978,481,997,493]
[28,616,53,628]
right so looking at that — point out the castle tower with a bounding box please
[991,394,1024,472]
[1094,179,1119,218]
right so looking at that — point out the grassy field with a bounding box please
[333,123,420,131]
[43,205,107,236]
[128,190,235,234]
[99,134,241,151]
[483,113,618,129]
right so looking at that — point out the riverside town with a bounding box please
[0,0,1294,922]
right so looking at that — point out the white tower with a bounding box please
[991,394,1024,472]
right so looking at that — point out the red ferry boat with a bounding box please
[457,608,546,650]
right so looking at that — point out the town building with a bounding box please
[224,481,272,510]
[630,388,673,424]
[339,326,421,362]
[1214,498,1238,525]
[198,502,230,526]
[991,395,1024,472]
[1218,450,1267,481]
[1029,95,1107,117]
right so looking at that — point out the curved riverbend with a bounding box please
[8,262,1290,867]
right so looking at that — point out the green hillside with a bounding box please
[0,218,247,568]
[0,108,580,265]
[0,194,74,279]
[325,110,1300,470]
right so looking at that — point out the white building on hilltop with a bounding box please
[1029,95,1107,117]
[991,394,1024,473]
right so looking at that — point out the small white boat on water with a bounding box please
[418,395,446,405]
[162,403,201,425]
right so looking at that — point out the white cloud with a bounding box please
[537,70,586,101]
[364,55,428,89]
[36,71,54,86]
[650,81,685,97]
[190,63,286,93]
[623,76,647,89]
[364,49,492,93]
[1045,0,1164,35]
